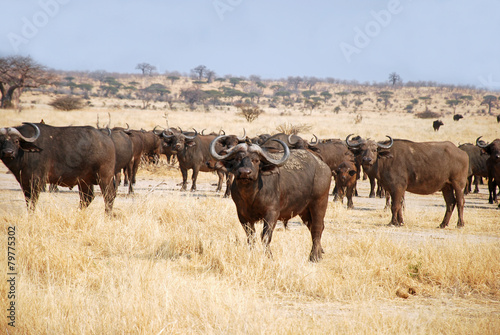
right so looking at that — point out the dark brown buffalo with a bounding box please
[346,135,387,198]
[250,134,271,145]
[458,143,489,194]
[312,138,360,200]
[453,114,463,121]
[161,128,225,192]
[0,122,116,213]
[333,160,357,209]
[210,136,332,262]
[347,135,469,227]
[433,120,444,131]
[476,137,500,207]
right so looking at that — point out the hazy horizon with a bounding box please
[1,0,499,89]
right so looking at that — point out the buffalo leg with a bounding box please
[473,176,480,193]
[180,168,188,191]
[301,204,326,262]
[191,167,199,192]
[215,170,224,193]
[224,173,233,198]
[238,214,256,248]
[22,178,43,212]
[78,182,95,209]
[98,175,116,215]
[346,184,355,209]
[369,176,376,198]
[439,185,457,228]
[261,215,279,258]
[388,189,405,226]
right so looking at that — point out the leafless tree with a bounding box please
[191,65,207,81]
[287,76,303,91]
[135,62,157,76]
[204,70,216,83]
[0,55,53,109]
[388,72,402,86]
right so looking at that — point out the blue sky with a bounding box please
[1,0,499,89]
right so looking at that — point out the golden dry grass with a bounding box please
[1,89,500,334]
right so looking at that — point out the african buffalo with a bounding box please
[347,135,469,227]
[345,136,387,198]
[333,160,357,209]
[210,136,332,261]
[433,120,444,131]
[0,122,116,213]
[261,133,318,151]
[476,137,500,207]
[105,127,134,194]
[453,114,463,121]
[161,128,225,192]
[458,143,488,194]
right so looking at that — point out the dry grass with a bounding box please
[1,92,500,334]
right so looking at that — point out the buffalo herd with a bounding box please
[1,121,499,261]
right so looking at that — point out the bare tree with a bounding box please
[0,55,53,109]
[204,70,216,83]
[388,72,402,86]
[287,76,303,91]
[191,65,207,81]
[135,62,157,76]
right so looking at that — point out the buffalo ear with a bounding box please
[186,140,196,147]
[377,149,393,159]
[20,142,42,152]
[260,164,279,175]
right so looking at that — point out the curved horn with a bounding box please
[152,125,163,135]
[162,127,177,139]
[7,122,41,142]
[252,139,290,166]
[377,135,393,149]
[237,128,246,141]
[219,129,226,136]
[183,128,197,140]
[309,134,318,146]
[346,134,362,148]
[125,123,130,132]
[200,129,206,136]
[210,136,247,161]
[288,134,299,145]
[476,136,488,148]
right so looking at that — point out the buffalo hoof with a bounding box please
[369,194,375,198]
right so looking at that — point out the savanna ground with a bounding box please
[1,89,500,334]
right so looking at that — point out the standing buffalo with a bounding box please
[161,128,225,192]
[476,137,500,207]
[433,120,444,131]
[458,143,488,194]
[453,114,464,121]
[0,122,116,213]
[346,136,388,198]
[333,160,357,209]
[347,135,469,227]
[210,136,332,262]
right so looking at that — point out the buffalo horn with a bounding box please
[309,134,318,146]
[476,136,488,148]
[346,134,362,148]
[288,134,299,145]
[252,139,290,166]
[152,125,164,135]
[183,128,197,140]
[237,128,246,141]
[376,136,393,149]
[7,122,41,142]
[210,136,246,160]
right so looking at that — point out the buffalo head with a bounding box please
[346,134,393,168]
[0,122,41,160]
[477,136,500,160]
[161,127,197,153]
[210,136,290,182]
